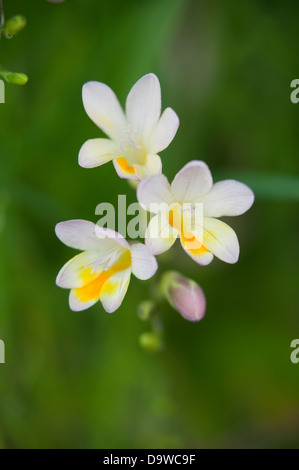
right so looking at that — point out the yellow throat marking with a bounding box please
[74,250,131,302]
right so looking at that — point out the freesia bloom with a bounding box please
[160,271,206,322]
[55,220,158,312]
[79,73,179,180]
[137,160,254,265]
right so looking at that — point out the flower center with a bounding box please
[168,202,183,232]
[119,125,147,165]
[168,202,203,251]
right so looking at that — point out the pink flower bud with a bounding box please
[160,271,206,322]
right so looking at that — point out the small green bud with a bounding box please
[139,332,164,353]
[0,69,28,85]
[7,72,28,85]
[137,300,157,321]
[6,16,27,36]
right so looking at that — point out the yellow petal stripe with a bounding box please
[116,157,136,175]
[168,203,208,254]
[181,232,209,255]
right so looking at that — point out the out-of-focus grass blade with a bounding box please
[215,171,299,201]
[128,0,186,73]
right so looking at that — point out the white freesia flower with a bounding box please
[79,73,179,180]
[137,161,254,265]
[55,220,158,312]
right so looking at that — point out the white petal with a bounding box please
[100,268,131,313]
[126,73,161,139]
[137,174,173,213]
[56,250,105,289]
[180,236,214,266]
[79,138,120,168]
[133,154,162,180]
[130,243,158,280]
[149,108,180,154]
[113,158,139,181]
[55,220,113,251]
[203,217,240,264]
[82,81,126,141]
[145,214,178,255]
[69,289,101,312]
[203,180,255,217]
[94,225,130,250]
[171,161,213,202]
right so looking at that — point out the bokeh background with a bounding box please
[0,0,299,449]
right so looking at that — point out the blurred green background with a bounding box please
[0,0,299,449]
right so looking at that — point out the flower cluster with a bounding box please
[56,74,254,320]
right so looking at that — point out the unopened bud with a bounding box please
[6,16,27,36]
[137,300,157,321]
[160,271,206,322]
[0,69,28,85]
[139,332,164,353]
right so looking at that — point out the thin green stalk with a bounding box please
[0,0,4,40]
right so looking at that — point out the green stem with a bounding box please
[0,1,4,26]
